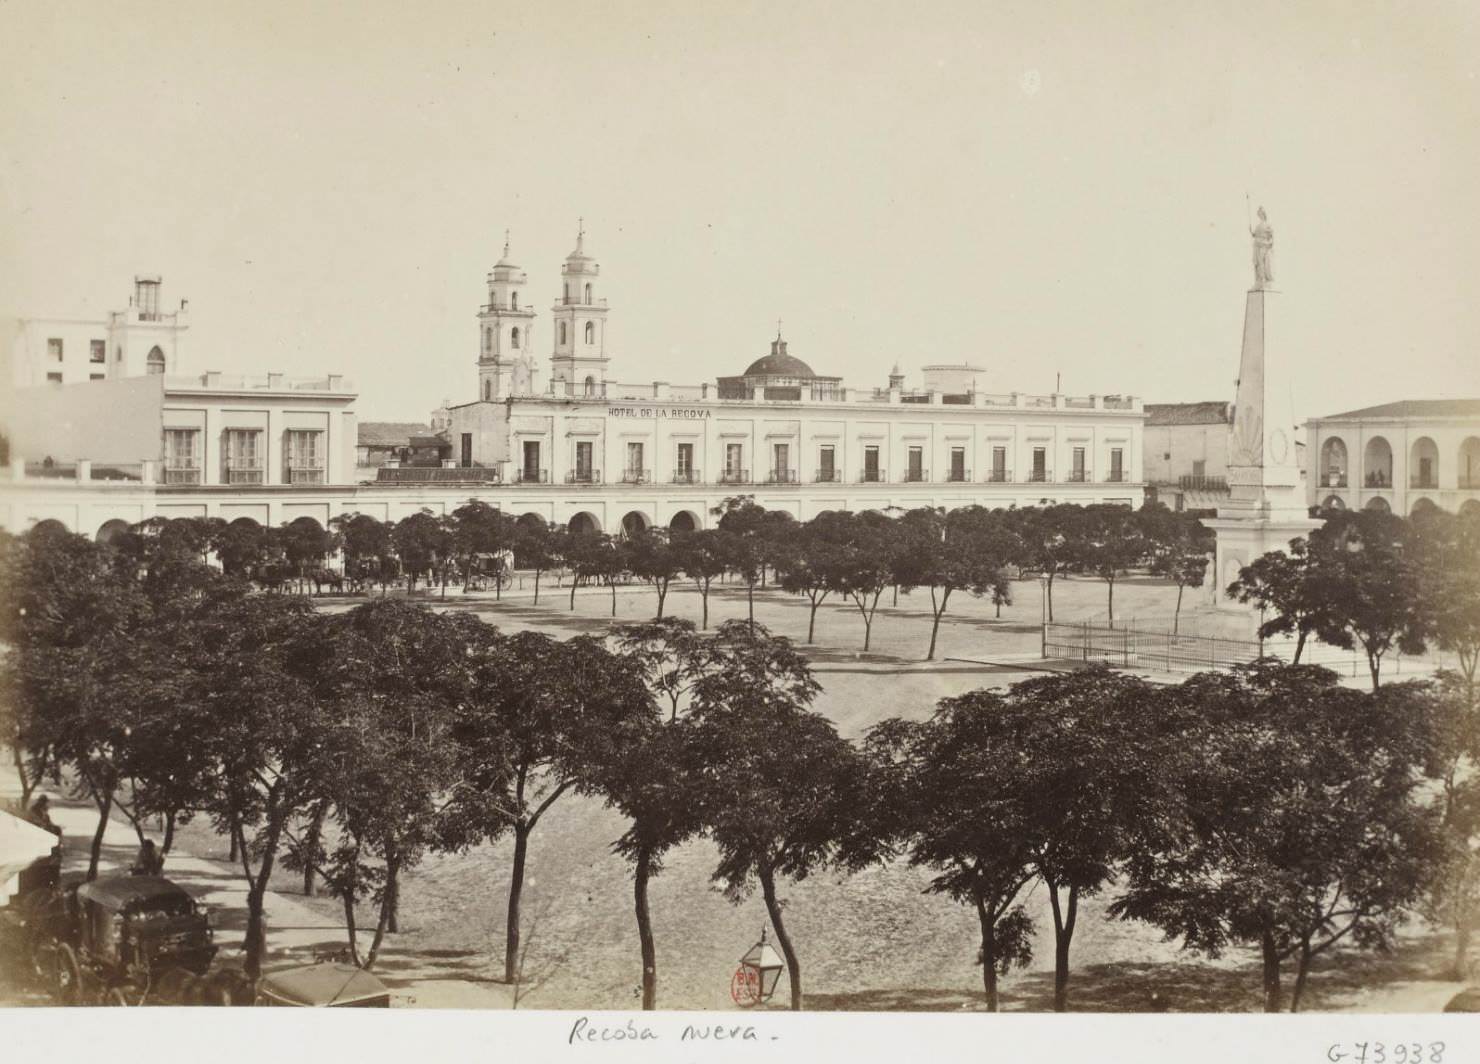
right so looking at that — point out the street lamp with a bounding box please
[730,928,785,1007]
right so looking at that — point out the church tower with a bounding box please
[549,221,610,398]
[476,234,537,401]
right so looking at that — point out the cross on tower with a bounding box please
[502,228,510,258]
[776,317,783,339]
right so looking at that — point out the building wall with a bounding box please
[8,318,112,388]
[4,376,165,463]
[1306,416,1480,516]
[1143,422,1228,485]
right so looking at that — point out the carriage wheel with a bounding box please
[28,934,56,984]
[151,967,193,1005]
[104,986,133,1007]
[53,943,82,1005]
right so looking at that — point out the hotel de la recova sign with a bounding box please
[606,404,711,420]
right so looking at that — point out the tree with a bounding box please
[893,506,1021,659]
[280,516,337,593]
[772,510,852,644]
[712,497,773,633]
[625,528,682,620]
[1112,663,1442,1011]
[392,509,449,592]
[450,500,515,595]
[861,707,1037,1010]
[612,619,708,722]
[1009,505,1083,623]
[514,518,560,606]
[672,528,726,629]
[444,631,654,984]
[210,519,272,580]
[1075,504,1146,628]
[1144,507,1212,634]
[564,531,626,615]
[687,624,860,1010]
[832,511,897,652]
[1226,539,1332,664]
[1415,508,1480,701]
[331,512,397,594]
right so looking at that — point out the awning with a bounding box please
[1,809,60,905]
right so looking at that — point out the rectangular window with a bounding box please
[625,442,645,483]
[772,443,791,483]
[461,433,473,467]
[725,443,744,481]
[224,429,263,484]
[164,429,201,484]
[675,442,694,482]
[1192,458,1206,478]
[1110,447,1124,482]
[522,440,542,482]
[950,447,966,482]
[907,446,924,482]
[1032,447,1047,482]
[818,445,835,482]
[47,338,63,362]
[863,445,880,482]
[89,373,104,381]
[992,446,1007,481]
[1072,447,1086,482]
[46,371,63,384]
[286,430,325,484]
[576,441,595,481]
[90,340,106,364]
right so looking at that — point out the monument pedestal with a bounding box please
[1207,285,1320,600]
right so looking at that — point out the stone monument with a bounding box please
[1204,206,1320,599]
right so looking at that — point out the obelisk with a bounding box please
[1204,206,1320,598]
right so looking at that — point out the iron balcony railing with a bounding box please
[1178,474,1226,492]
[378,466,501,483]
[1067,470,1088,483]
[988,469,1011,483]
[718,469,750,485]
[947,468,971,483]
[903,468,929,483]
[1461,476,1480,490]
[225,459,264,485]
[622,468,651,485]
[1319,472,1349,488]
[288,467,325,485]
[672,469,699,484]
[1365,472,1393,488]
[566,469,602,484]
[1028,469,1051,483]
[164,466,201,485]
[1105,471,1127,483]
[859,469,886,483]
[814,468,840,483]
[765,469,798,484]
[518,468,549,484]
[1411,476,1438,490]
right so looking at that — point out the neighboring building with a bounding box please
[716,335,842,401]
[356,421,436,472]
[6,276,189,388]
[1143,401,1231,511]
[1306,399,1480,516]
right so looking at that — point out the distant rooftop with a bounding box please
[1145,401,1231,427]
[359,422,433,448]
[1316,399,1480,421]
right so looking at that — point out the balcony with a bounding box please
[1105,472,1128,484]
[1318,471,1349,489]
[288,467,325,485]
[164,466,201,485]
[1461,477,1480,490]
[946,468,971,483]
[378,466,501,483]
[814,469,840,483]
[556,296,609,307]
[718,469,750,485]
[621,468,651,485]
[902,469,929,483]
[517,468,549,484]
[1365,472,1393,489]
[1411,476,1438,490]
[859,469,887,483]
[765,469,798,485]
[671,470,699,485]
[1178,474,1227,492]
[1067,470,1088,483]
[566,469,603,485]
[225,461,263,486]
[988,469,1011,483]
[1027,469,1051,483]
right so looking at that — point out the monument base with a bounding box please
[1203,513,1322,605]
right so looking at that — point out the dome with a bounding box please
[743,338,814,379]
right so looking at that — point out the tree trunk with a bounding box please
[611,579,618,617]
[533,569,541,606]
[807,596,821,644]
[342,889,362,967]
[1174,583,1184,635]
[747,582,755,635]
[87,787,113,882]
[12,745,33,809]
[162,809,176,855]
[655,582,667,621]
[700,582,710,629]
[759,865,802,1011]
[243,816,284,980]
[1293,628,1307,665]
[1260,928,1283,1012]
[974,893,999,1012]
[1290,940,1314,1012]
[364,854,399,969]
[926,587,951,661]
[1045,879,1077,1012]
[1368,650,1382,691]
[1453,919,1473,982]
[228,810,240,863]
[1106,577,1115,628]
[505,824,530,984]
[302,803,328,896]
[385,861,400,934]
[635,845,657,1010]
[570,576,580,611]
[1046,572,1055,623]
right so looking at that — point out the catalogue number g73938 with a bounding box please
[1326,1043,1445,1064]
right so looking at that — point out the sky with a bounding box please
[2,0,1478,420]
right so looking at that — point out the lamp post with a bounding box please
[730,928,785,1008]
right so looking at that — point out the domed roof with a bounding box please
[743,338,814,379]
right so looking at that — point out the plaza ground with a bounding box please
[9,572,1469,1010]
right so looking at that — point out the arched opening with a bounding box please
[146,346,166,375]
[95,518,132,545]
[568,511,600,536]
[1362,436,1393,489]
[1410,437,1440,490]
[668,510,699,533]
[483,327,492,355]
[1364,496,1392,514]
[1318,438,1348,489]
[583,375,596,397]
[584,283,592,303]
[621,511,651,537]
[584,321,595,344]
[511,292,519,310]
[1460,499,1480,519]
[1411,497,1441,517]
[511,327,521,350]
[483,379,492,401]
[27,517,71,539]
[1319,495,1346,512]
[559,321,568,345]
[1459,437,1480,489]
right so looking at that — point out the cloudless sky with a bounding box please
[3,0,1477,419]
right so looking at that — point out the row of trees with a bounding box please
[1229,506,1480,690]
[5,519,1478,1012]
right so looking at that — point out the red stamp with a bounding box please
[729,966,761,1007]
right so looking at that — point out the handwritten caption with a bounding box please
[569,1016,775,1046]
[1327,1043,1446,1063]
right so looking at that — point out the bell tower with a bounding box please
[476,233,537,400]
[549,220,610,398]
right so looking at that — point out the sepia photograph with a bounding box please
[1,1,1478,1060]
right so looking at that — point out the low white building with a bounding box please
[1306,399,1480,516]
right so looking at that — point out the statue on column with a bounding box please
[1250,205,1274,289]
